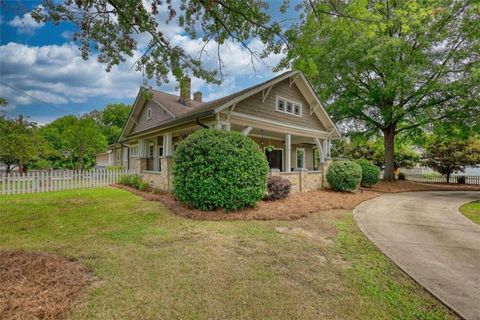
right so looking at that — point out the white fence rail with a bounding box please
[404,174,480,185]
[1,169,138,195]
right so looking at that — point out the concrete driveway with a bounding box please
[354,191,480,320]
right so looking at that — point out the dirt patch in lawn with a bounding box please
[0,251,89,320]
[364,180,480,193]
[114,184,379,221]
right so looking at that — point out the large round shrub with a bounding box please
[173,129,269,211]
[355,159,380,187]
[326,160,362,191]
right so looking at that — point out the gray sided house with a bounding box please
[96,71,341,193]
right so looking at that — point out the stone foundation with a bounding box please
[140,157,173,191]
[272,170,324,193]
[141,157,326,194]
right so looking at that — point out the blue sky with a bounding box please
[0,1,300,124]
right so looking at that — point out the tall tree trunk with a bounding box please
[446,173,450,184]
[383,124,396,181]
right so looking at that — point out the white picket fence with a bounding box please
[0,169,138,195]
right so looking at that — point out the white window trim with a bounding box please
[129,144,139,157]
[296,147,305,169]
[264,147,284,172]
[276,95,302,117]
[146,107,152,120]
[116,149,122,161]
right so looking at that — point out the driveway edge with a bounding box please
[353,196,473,320]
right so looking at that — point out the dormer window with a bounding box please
[146,108,152,120]
[276,96,302,117]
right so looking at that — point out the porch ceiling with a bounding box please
[230,124,315,144]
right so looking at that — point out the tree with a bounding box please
[39,115,107,169]
[332,136,419,169]
[280,1,480,180]
[95,103,130,145]
[424,136,480,183]
[0,115,46,173]
[63,118,107,170]
[39,115,79,169]
[30,0,287,84]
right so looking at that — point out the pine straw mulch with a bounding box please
[0,251,90,320]
[365,180,480,193]
[114,184,380,221]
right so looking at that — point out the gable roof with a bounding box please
[118,70,340,142]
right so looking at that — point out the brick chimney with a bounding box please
[193,91,202,103]
[179,77,191,107]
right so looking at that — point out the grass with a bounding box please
[459,200,480,224]
[0,188,456,319]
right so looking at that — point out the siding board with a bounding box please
[234,79,327,131]
[131,101,173,134]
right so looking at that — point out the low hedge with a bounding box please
[119,174,149,190]
[355,159,380,187]
[173,129,269,211]
[326,160,362,191]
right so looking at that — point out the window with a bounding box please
[148,143,154,158]
[146,108,152,120]
[129,144,138,157]
[277,99,285,111]
[294,104,301,116]
[276,96,302,117]
[286,101,293,113]
[158,146,164,157]
[296,148,305,169]
[116,149,122,161]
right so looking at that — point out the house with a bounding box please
[98,70,341,192]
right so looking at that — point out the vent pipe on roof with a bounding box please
[179,77,191,107]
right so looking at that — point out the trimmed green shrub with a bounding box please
[326,160,362,191]
[264,175,292,201]
[397,172,406,180]
[173,129,269,211]
[355,159,380,187]
[120,174,149,190]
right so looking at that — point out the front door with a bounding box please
[265,149,283,171]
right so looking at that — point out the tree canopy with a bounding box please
[280,0,480,180]
[31,0,288,84]
[424,135,480,183]
[0,115,47,173]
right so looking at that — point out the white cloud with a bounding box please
[8,12,45,34]
[61,31,73,40]
[0,25,285,123]
[0,42,144,114]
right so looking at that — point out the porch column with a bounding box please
[138,139,146,158]
[314,138,325,163]
[163,133,173,156]
[285,133,291,172]
[327,138,332,158]
[153,137,159,171]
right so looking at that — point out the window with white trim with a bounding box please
[146,108,152,120]
[276,96,302,117]
[296,148,305,169]
[116,149,122,161]
[129,144,139,157]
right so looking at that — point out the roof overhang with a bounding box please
[214,70,341,139]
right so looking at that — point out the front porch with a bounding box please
[128,120,333,193]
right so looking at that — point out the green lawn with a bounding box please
[0,188,455,319]
[460,200,480,224]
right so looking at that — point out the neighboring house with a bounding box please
[98,70,341,192]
